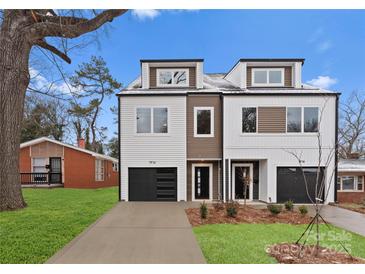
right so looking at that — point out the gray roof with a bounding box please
[119,73,337,95]
[338,159,365,172]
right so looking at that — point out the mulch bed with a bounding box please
[185,206,312,226]
[336,204,365,214]
[267,243,365,264]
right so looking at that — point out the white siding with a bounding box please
[120,96,187,201]
[196,62,204,89]
[141,63,149,89]
[224,62,244,88]
[224,95,336,203]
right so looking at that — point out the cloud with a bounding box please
[308,27,324,44]
[29,67,80,95]
[131,9,160,20]
[307,76,338,89]
[317,40,332,53]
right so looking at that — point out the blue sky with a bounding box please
[42,9,365,143]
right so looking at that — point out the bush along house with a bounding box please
[118,58,339,204]
[19,137,118,188]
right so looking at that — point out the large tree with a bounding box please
[70,56,121,153]
[0,9,127,211]
[339,91,365,159]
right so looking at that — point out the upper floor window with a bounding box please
[157,69,189,87]
[136,107,168,134]
[252,68,284,87]
[194,107,214,137]
[242,107,257,133]
[287,107,319,133]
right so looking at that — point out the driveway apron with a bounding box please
[47,202,206,264]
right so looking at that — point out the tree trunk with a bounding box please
[0,28,31,210]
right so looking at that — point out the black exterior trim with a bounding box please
[239,58,305,64]
[140,59,204,63]
[334,94,339,203]
[220,93,224,201]
[118,96,122,201]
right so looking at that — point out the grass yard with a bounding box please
[193,223,365,264]
[0,187,118,264]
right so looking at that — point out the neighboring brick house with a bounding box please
[118,58,338,204]
[337,159,365,203]
[19,137,118,188]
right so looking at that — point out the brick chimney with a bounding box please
[77,138,85,149]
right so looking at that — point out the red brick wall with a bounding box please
[63,147,118,188]
[19,147,31,172]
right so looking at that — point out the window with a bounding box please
[337,176,364,192]
[95,159,104,181]
[112,162,118,172]
[157,69,188,87]
[304,107,319,132]
[242,107,257,133]
[136,107,168,134]
[287,107,302,133]
[252,68,284,86]
[194,107,214,137]
[32,158,47,172]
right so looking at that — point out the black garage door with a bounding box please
[129,168,177,201]
[277,167,325,203]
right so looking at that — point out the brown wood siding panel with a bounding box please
[258,107,286,133]
[186,161,219,201]
[149,66,196,88]
[30,141,64,158]
[187,95,222,159]
[247,66,292,87]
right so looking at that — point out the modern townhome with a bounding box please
[118,58,339,204]
[20,137,119,188]
[337,158,365,203]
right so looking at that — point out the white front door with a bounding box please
[232,163,254,201]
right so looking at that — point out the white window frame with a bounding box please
[194,106,214,137]
[337,175,364,192]
[241,107,258,134]
[192,163,213,201]
[32,157,48,172]
[112,162,118,172]
[286,106,319,134]
[232,163,254,202]
[135,106,169,136]
[156,68,189,87]
[251,68,285,87]
[95,159,105,181]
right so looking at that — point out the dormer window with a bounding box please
[157,69,189,87]
[252,68,284,87]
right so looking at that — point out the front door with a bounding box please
[233,164,253,201]
[193,165,211,200]
[49,157,62,184]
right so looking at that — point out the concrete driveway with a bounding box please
[310,205,365,237]
[47,202,206,264]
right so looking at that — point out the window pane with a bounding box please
[153,108,168,133]
[136,108,151,133]
[358,176,363,191]
[342,176,355,190]
[304,107,319,132]
[253,70,267,84]
[242,107,257,133]
[269,70,282,84]
[287,107,302,132]
[197,109,211,135]
[159,71,172,85]
[173,71,187,85]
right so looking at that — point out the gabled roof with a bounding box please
[20,137,118,163]
[338,159,365,172]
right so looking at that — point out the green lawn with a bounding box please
[0,187,118,264]
[193,223,365,264]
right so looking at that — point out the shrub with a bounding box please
[226,201,239,218]
[298,205,308,216]
[267,204,282,215]
[200,201,208,219]
[284,200,294,211]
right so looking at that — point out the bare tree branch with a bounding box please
[35,39,71,64]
